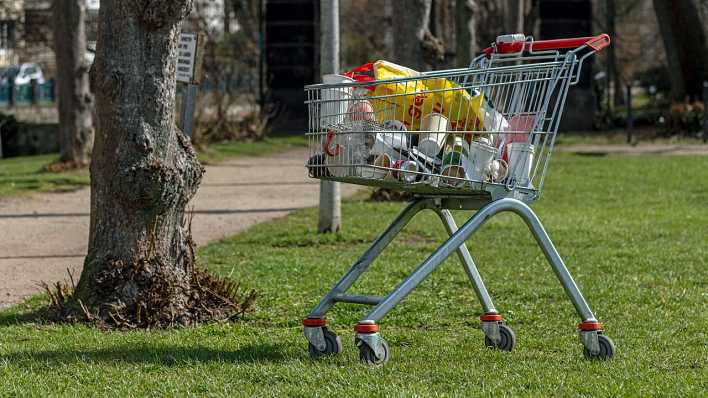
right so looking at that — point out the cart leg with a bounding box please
[506,200,598,323]
[506,199,614,359]
[434,208,512,349]
[355,198,611,358]
[305,198,431,321]
[434,208,497,314]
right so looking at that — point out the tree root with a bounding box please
[40,263,256,330]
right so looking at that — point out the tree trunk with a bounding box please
[431,0,456,68]
[653,0,708,101]
[384,0,395,57]
[455,0,477,68]
[391,0,443,70]
[504,0,524,34]
[605,0,625,107]
[73,0,207,327]
[53,0,94,165]
[223,0,231,34]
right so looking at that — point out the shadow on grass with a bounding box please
[0,343,288,365]
[0,300,51,326]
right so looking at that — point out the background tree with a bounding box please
[52,0,94,166]
[455,0,478,68]
[71,0,252,327]
[390,0,444,70]
[653,0,708,101]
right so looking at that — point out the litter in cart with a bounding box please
[303,33,614,365]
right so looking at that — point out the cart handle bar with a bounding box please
[483,33,611,58]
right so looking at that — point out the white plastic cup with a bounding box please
[367,153,393,180]
[467,139,497,182]
[320,74,354,128]
[440,164,467,187]
[507,142,535,187]
[418,113,449,157]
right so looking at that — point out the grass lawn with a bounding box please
[0,154,89,198]
[0,136,307,199]
[196,135,307,164]
[1,153,707,396]
[554,130,707,146]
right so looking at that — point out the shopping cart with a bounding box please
[302,33,613,364]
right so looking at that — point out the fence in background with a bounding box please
[0,80,56,107]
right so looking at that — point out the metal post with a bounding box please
[318,0,341,233]
[180,83,199,139]
[0,119,5,158]
[703,81,708,143]
[258,0,265,111]
[626,84,633,143]
[30,79,38,105]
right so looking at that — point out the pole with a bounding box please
[180,83,199,138]
[0,119,5,158]
[703,81,708,144]
[626,83,633,143]
[318,0,341,233]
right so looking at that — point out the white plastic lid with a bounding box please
[496,33,526,44]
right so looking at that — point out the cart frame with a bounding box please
[303,33,614,364]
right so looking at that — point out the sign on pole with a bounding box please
[177,32,204,139]
[177,33,200,84]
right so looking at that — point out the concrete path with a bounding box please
[556,143,708,156]
[0,148,359,309]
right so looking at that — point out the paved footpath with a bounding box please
[0,148,358,309]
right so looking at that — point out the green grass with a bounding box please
[554,131,707,146]
[197,135,307,164]
[0,154,89,198]
[1,153,707,396]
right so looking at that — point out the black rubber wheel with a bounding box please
[307,327,342,359]
[357,338,390,365]
[484,323,516,352]
[583,334,615,360]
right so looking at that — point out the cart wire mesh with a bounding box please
[305,39,596,205]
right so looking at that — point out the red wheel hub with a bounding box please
[303,317,326,327]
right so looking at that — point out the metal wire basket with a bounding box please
[306,34,611,205]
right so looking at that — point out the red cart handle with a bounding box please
[483,33,610,57]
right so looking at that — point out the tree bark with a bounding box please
[73,0,207,327]
[391,0,443,70]
[604,0,625,107]
[53,0,94,165]
[653,0,708,101]
[455,0,476,68]
[504,0,524,34]
[431,0,456,68]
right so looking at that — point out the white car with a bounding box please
[0,63,46,85]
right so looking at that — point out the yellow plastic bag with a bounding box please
[367,60,488,132]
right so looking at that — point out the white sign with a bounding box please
[177,33,198,83]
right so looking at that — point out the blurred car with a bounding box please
[0,63,46,85]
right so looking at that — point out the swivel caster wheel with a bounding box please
[357,337,390,365]
[307,327,342,359]
[583,334,615,360]
[484,323,516,352]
